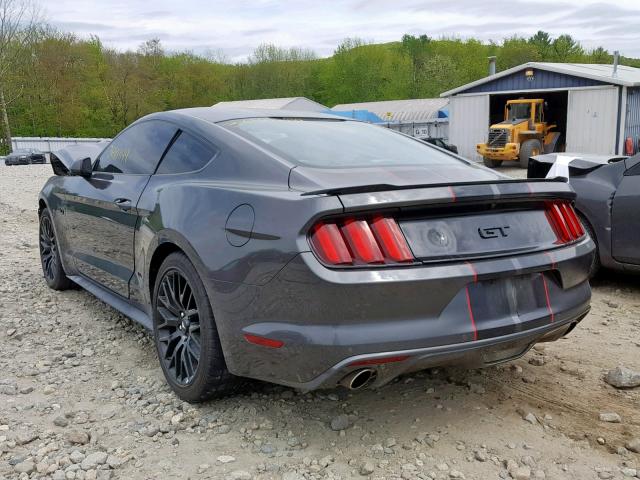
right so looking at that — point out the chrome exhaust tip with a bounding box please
[339,369,377,390]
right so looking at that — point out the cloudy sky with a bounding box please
[43,0,640,61]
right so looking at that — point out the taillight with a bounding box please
[309,223,352,265]
[545,201,585,244]
[369,216,414,262]
[342,219,384,264]
[309,216,414,266]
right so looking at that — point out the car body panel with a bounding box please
[62,172,152,297]
[529,152,640,273]
[50,142,109,175]
[611,174,640,265]
[38,108,595,391]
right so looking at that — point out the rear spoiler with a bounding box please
[301,177,567,197]
[322,179,576,212]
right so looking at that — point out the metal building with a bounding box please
[441,62,640,160]
[12,137,110,154]
[213,97,328,112]
[330,98,449,139]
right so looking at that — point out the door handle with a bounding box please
[114,198,132,211]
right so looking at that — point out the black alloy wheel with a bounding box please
[156,269,202,385]
[39,209,72,290]
[40,214,58,281]
[152,252,242,402]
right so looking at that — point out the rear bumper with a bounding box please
[284,308,588,390]
[477,142,520,160]
[213,237,594,389]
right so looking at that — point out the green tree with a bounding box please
[499,36,541,70]
[528,31,553,60]
[0,0,40,153]
[552,34,584,62]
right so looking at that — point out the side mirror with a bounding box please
[69,157,92,177]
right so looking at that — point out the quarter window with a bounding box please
[156,131,217,174]
[95,121,177,174]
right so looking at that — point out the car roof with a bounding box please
[145,106,344,125]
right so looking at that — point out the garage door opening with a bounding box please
[489,91,568,153]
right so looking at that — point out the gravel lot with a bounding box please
[0,163,639,480]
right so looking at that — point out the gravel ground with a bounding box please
[0,164,639,480]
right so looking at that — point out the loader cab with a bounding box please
[504,99,544,126]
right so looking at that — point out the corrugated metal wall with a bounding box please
[384,120,449,140]
[464,69,606,94]
[625,87,640,154]
[448,95,489,160]
[12,137,110,153]
[566,87,619,154]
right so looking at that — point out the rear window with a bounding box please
[221,118,462,168]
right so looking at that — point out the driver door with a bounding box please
[63,120,177,297]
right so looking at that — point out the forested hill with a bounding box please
[6,32,640,139]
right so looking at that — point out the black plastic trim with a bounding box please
[68,274,153,330]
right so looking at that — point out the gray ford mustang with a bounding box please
[39,107,594,402]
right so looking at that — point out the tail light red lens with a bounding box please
[310,223,352,265]
[244,334,284,349]
[309,216,414,266]
[370,216,414,262]
[545,201,585,244]
[341,219,384,264]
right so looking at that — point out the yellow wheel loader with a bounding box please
[476,99,561,168]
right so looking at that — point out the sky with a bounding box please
[43,0,640,61]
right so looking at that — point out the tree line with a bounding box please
[1,13,639,153]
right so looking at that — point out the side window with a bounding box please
[156,130,217,174]
[95,121,177,174]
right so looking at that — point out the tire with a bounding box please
[519,139,542,168]
[39,208,73,290]
[152,252,243,402]
[483,157,503,168]
[579,214,600,278]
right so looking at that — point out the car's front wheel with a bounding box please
[152,252,242,402]
[39,208,73,290]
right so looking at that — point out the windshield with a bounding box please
[507,103,531,120]
[221,118,463,168]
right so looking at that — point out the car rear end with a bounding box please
[217,116,594,391]
[232,179,593,390]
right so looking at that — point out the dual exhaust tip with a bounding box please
[339,368,377,390]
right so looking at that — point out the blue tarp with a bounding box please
[327,109,385,123]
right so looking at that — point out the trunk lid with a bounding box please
[400,208,559,262]
[289,163,505,194]
[298,167,576,262]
